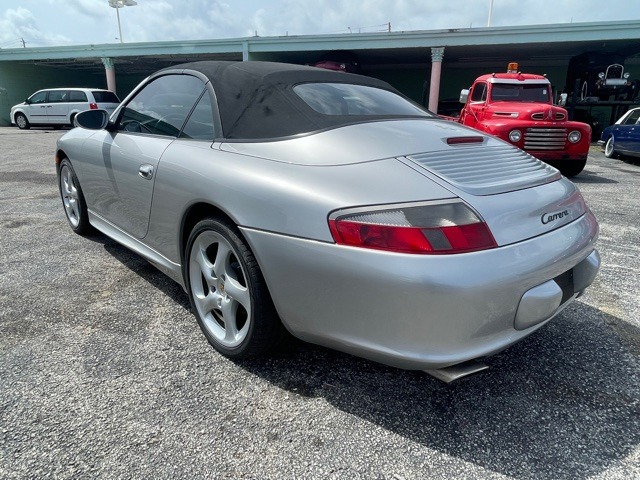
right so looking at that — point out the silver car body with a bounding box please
[56,62,599,370]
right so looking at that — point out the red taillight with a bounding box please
[89,103,98,109]
[329,201,497,254]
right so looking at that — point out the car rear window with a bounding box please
[92,91,120,103]
[293,83,430,117]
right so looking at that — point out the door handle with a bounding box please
[139,164,154,179]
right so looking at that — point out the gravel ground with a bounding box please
[0,127,638,480]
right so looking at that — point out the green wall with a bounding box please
[0,62,147,126]
[0,62,110,126]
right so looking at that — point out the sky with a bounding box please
[1,0,639,48]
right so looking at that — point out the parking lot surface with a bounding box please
[1,127,638,479]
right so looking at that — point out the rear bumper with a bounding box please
[242,210,599,370]
[529,151,588,162]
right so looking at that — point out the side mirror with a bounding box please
[25,98,31,104]
[557,93,568,107]
[75,109,110,130]
[459,89,469,104]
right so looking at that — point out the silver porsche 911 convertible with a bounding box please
[56,61,600,380]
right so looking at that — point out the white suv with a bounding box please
[10,88,120,129]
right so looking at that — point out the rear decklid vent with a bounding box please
[405,144,560,196]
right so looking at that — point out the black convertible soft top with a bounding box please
[160,61,431,140]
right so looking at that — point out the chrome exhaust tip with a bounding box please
[424,360,489,383]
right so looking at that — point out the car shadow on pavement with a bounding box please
[89,232,638,479]
[89,232,191,310]
[236,301,639,480]
[572,169,619,184]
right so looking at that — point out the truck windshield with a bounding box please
[490,83,550,103]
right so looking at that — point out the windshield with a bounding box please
[490,83,551,103]
[294,83,432,117]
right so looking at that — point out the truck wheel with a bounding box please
[558,160,587,177]
[628,80,640,101]
[580,81,588,101]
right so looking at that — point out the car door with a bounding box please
[461,82,487,128]
[80,74,208,238]
[46,90,70,125]
[25,90,48,124]
[615,109,640,152]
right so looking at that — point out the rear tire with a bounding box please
[604,137,618,159]
[185,218,285,359]
[57,159,93,235]
[15,113,30,130]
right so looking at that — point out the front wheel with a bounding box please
[185,218,285,358]
[57,159,92,234]
[604,136,618,159]
[15,113,30,130]
[580,81,588,101]
[557,159,587,177]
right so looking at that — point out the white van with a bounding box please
[10,88,120,129]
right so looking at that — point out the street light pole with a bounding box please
[108,0,137,43]
[487,0,494,27]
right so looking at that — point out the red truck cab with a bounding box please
[458,64,591,177]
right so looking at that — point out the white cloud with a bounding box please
[1,0,639,47]
[0,7,71,47]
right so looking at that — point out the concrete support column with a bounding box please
[101,57,116,94]
[428,47,445,113]
[242,41,250,61]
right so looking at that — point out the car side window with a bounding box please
[180,91,216,140]
[49,91,67,103]
[117,74,206,137]
[29,91,48,104]
[471,83,487,102]
[623,110,640,125]
[68,90,88,102]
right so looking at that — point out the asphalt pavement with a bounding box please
[0,127,638,479]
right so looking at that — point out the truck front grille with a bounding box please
[524,128,567,151]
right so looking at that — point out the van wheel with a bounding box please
[15,113,30,130]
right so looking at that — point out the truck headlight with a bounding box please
[508,130,522,143]
[568,131,581,143]
[624,72,630,79]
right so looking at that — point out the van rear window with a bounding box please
[68,91,88,102]
[92,91,120,103]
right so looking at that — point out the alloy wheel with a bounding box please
[189,230,251,348]
[60,165,80,228]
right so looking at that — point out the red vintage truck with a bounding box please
[456,63,591,177]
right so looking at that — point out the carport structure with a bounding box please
[0,19,639,126]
